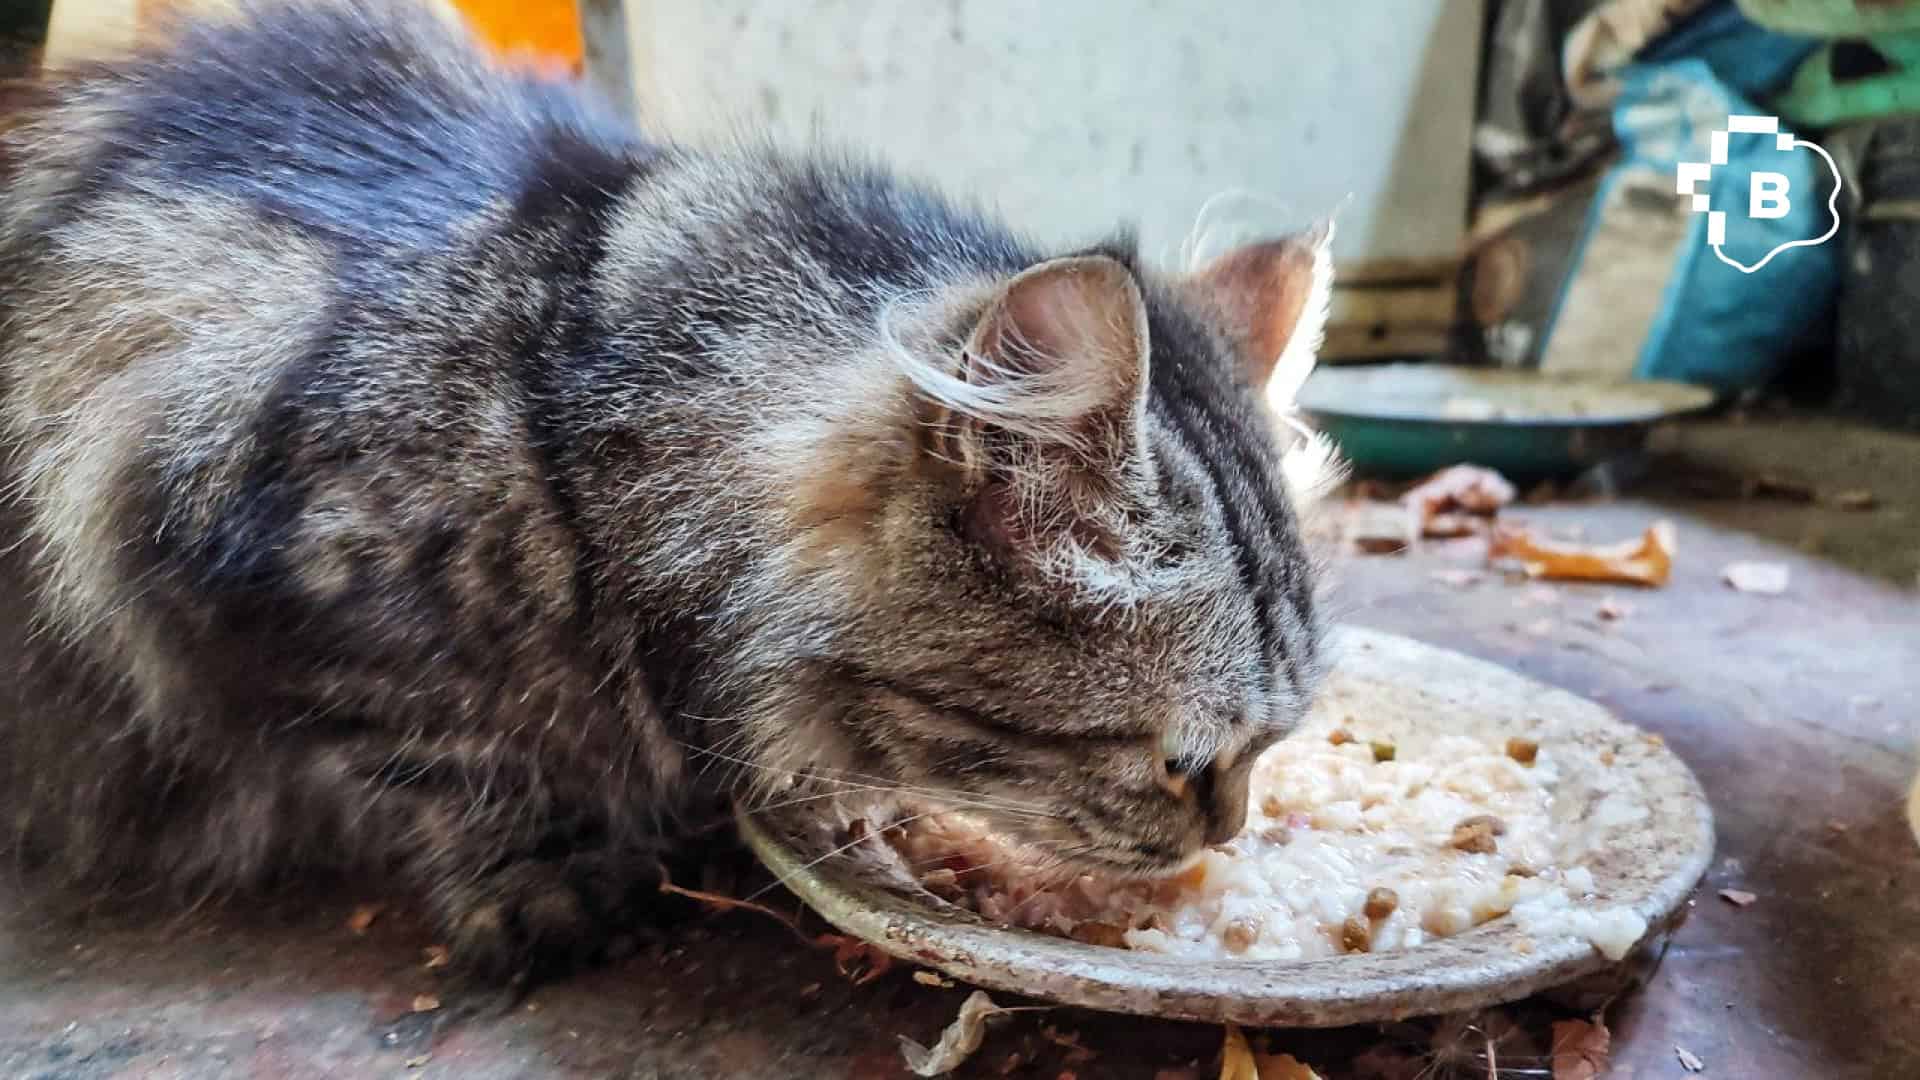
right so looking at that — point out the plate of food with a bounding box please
[737,626,1713,1027]
[1296,364,1717,480]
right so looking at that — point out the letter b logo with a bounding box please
[1750,172,1791,220]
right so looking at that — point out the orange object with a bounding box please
[447,0,582,74]
[1488,520,1676,588]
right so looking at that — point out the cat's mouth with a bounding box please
[879,798,1200,886]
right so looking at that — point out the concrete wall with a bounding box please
[626,1,1484,267]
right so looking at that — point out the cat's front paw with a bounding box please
[435,856,640,982]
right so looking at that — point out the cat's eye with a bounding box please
[1158,730,1193,795]
[1158,729,1185,769]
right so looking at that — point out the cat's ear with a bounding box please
[1182,223,1334,409]
[922,254,1149,478]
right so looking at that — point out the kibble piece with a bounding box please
[1460,813,1508,836]
[1370,740,1397,763]
[1505,737,1540,765]
[1222,915,1263,953]
[1069,921,1129,948]
[1363,887,1400,921]
[1261,794,1285,817]
[1340,915,1372,953]
[1450,816,1503,854]
[1328,728,1356,746]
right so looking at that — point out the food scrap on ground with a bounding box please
[1549,1015,1612,1080]
[1719,888,1757,907]
[817,933,895,985]
[913,970,955,988]
[1831,488,1878,511]
[899,990,1007,1077]
[1346,501,1413,555]
[1041,1025,1097,1066]
[1722,561,1789,595]
[1748,472,1815,502]
[1489,520,1675,587]
[1595,596,1630,621]
[1252,1050,1324,1080]
[1403,464,1517,541]
[1218,1025,1258,1080]
[1677,1045,1707,1072]
[410,994,440,1013]
[345,903,383,934]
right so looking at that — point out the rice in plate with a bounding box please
[884,710,1649,964]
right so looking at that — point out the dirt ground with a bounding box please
[1,410,1915,1079]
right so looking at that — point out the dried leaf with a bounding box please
[1252,1051,1324,1079]
[1677,1045,1706,1072]
[1722,561,1788,595]
[1041,1025,1097,1065]
[1219,1025,1259,1080]
[1550,1016,1611,1080]
[900,990,1003,1076]
[410,994,440,1013]
[1718,889,1757,907]
[1489,520,1674,587]
[404,1053,432,1069]
[1404,465,1517,539]
[816,933,895,985]
[345,903,383,934]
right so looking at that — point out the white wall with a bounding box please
[626,0,1483,267]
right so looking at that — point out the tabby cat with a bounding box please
[0,0,1333,977]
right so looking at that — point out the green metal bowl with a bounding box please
[1297,364,1717,481]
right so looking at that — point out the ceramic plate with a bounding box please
[737,626,1714,1026]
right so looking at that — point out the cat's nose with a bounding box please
[1191,761,1249,846]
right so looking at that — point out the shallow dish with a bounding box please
[1297,364,1717,480]
[737,626,1714,1027]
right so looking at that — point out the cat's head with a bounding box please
[760,229,1335,877]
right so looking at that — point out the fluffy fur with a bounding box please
[0,0,1334,976]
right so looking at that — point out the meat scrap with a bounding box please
[1403,464,1517,540]
[1488,520,1674,587]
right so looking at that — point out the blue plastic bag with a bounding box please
[1544,6,1838,393]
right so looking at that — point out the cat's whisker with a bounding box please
[678,741,1058,821]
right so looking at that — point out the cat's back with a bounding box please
[1,0,637,260]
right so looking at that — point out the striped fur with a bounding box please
[0,0,1330,977]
